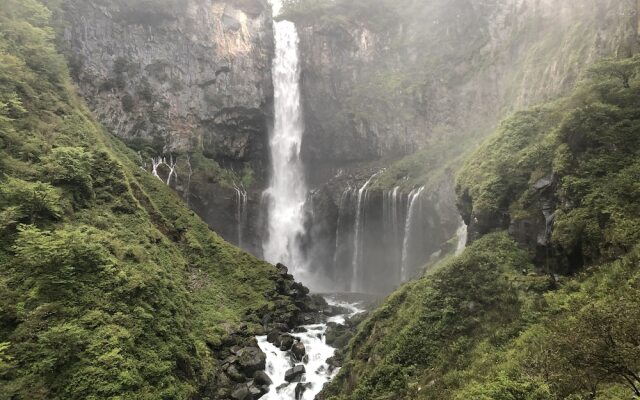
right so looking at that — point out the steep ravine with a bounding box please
[284,0,640,294]
[58,0,639,296]
[319,53,640,400]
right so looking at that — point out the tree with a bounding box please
[588,56,640,89]
[0,177,63,224]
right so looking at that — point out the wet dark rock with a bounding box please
[323,305,350,317]
[293,326,308,333]
[253,370,273,386]
[295,382,312,400]
[235,347,266,375]
[276,263,289,275]
[231,384,251,400]
[327,354,343,370]
[225,364,247,383]
[248,383,263,398]
[279,334,295,351]
[266,329,283,344]
[276,383,289,392]
[291,340,306,361]
[285,365,306,382]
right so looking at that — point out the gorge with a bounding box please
[1,0,640,399]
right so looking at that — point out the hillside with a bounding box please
[319,55,640,400]
[0,1,317,398]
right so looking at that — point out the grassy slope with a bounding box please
[321,57,640,400]
[0,1,291,398]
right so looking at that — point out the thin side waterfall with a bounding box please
[351,173,380,293]
[151,156,177,186]
[234,184,248,248]
[400,186,425,282]
[383,186,403,284]
[262,0,308,274]
[455,221,468,256]
[332,188,352,281]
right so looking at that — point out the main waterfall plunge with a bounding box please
[262,3,309,278]
[260,1,465,294]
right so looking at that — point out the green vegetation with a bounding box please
[0,1,292,398]
[321,56,640,400]
[370,128,484,192]
[457,55,640,267]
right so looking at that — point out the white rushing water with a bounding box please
[400,186,425,282]
[257,299,363,400]
[351,173,380,293]
[234,184,248,248]
[263,0,309,276]
[383,186,403,284]
[455,220,468,256]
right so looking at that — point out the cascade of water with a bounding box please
[455,220,468,256]
[151,156,177,186]
[257,299,364,400]
[350,173,380,293]
[262,0,308,275]
[332,188,352,285]
[389,187,402,283]
[400,186,425,282]
[233,184,248,248]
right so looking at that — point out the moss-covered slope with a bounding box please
[320,56,640,400]
[0,1,303,398]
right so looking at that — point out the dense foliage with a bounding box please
[457,56,640,269]
[321,56,640,400]
[0,1,292,398]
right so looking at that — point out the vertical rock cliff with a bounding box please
[58,0,274,254]
[282,0,639,293]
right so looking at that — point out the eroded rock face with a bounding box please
[61,0,273,160]
[295,0,637,179]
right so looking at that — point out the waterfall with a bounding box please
[400,187,425,282]
[332,188,352,285]
[351,173,379,293]
[151,156,177,186]
[257,299,364,400]
[234,184,248,248]
[383,186,403,284]
[455,221,468,256]
[262,1,308,274]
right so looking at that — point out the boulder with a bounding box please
[231,385,251,400]
[295,382,311,400]
[225,364,246,383]
[291,341,306,361]
[276,263,289,275]
[323,305,350,317]
[247,384,262,398]
[284,365,306,382]
[235,347,266,375]
[266,329,282,344]
[253,370,273,386]
[279,334,295,351]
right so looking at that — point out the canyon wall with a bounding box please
[59,0,274,254]
[58,0,639,293]
[286,0,639,293]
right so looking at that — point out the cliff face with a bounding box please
[61,0,273,160]
[59,0,274,253]
[283,0,638,293]
[296,0,637,175]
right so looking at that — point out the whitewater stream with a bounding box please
[257,298,364,400]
